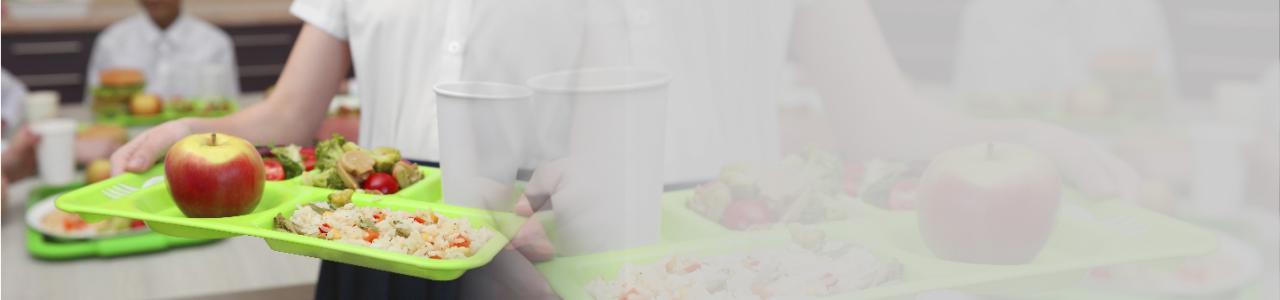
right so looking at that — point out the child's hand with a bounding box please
[2,126,41,180]
[1022,121,1140,201]
[109,119,192,175]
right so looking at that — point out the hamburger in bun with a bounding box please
[92,68,146,117]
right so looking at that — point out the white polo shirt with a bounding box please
[290,0,792,184]
[86,13,240,101]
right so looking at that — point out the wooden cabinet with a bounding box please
[2,31,98,103]
[225,24,301,93]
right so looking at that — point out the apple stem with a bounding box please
[211,133,218,146]
[986,142,994,160]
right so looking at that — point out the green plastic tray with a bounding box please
[100,99,240,127]
[25,169,218,260]
[55,167,508,280]
[574,189,1221,299]
[536,227,955,300]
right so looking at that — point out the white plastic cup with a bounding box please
[434,82,533,211]
[31,118,77,185]
[525,68,671,255]
[24,90,60,123]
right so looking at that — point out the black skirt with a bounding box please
[314,260,460,300]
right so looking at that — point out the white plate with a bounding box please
[25,193,148,240]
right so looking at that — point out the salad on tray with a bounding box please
[299,134,424,194]
[687,150,851,230]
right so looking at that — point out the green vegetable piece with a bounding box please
[392,161,423,188]
[371,147,401,173]
[271,145,305,179]
[342,141,363,153]
[301,168,332,188]
[328,189,355,208]
[315,134,348,171]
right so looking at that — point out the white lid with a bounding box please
[434,82,533,100]
[526,68,670,94]
[30,118,76,134]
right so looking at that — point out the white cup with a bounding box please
[525,67,671,255]
[434,82,533,211]
[24,90,60,123]
[31,118,77,185]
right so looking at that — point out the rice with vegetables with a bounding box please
[584,228,901,299]
[275,200,493,259]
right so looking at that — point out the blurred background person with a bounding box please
[2,69,27,133]
[84,0,239,105]
[954,0,1176,122]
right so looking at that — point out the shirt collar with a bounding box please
[139,13,192,46]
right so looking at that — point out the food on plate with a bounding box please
[40,210,146,237]
[1085,233,1262,296]
[128,94,163,116]
[687,150,849,230]
[85,159,112,184]
[259,144,312,181]
[203,99,235,115]
[584,227,902,299]
[30,193,148,239]
[362,172,400,194]
[91,68,145,117]
[301,134,424,193]
[77,124,129,144]
[264,159,287,181]
[165,133,265,218]
[327,189,355,207]
[852,159,928,210]
[168,97,194,114]
[273,192,494,259]
[917,142,1061,264]
[392,161,423,187]
[300,146,317,171]
[719,198,775,230]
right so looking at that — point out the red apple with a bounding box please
[916,142,1061,264]
[165,133,265,217]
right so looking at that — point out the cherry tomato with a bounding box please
[719,199,776,230]
[63,218,88,231]
[450,235,471,248]
[887,179,919,210]
[300,147,317,171]
[361,172,399,194]
[843,162,866,197]
[263,159,285,181]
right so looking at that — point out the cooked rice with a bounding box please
[286,202,493,259]
[584,241,901,299]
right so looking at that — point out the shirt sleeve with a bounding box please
[2,69,27,126]
[290,0,348,40]
[83,30,112,104]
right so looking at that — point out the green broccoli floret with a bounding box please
[342,141,363,153]
[271,145,304,179]
[314,134,348,171]
[301,168,332,188]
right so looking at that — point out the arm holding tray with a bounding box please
[110,24,352,176]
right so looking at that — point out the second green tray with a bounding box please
[26,169,218,260]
